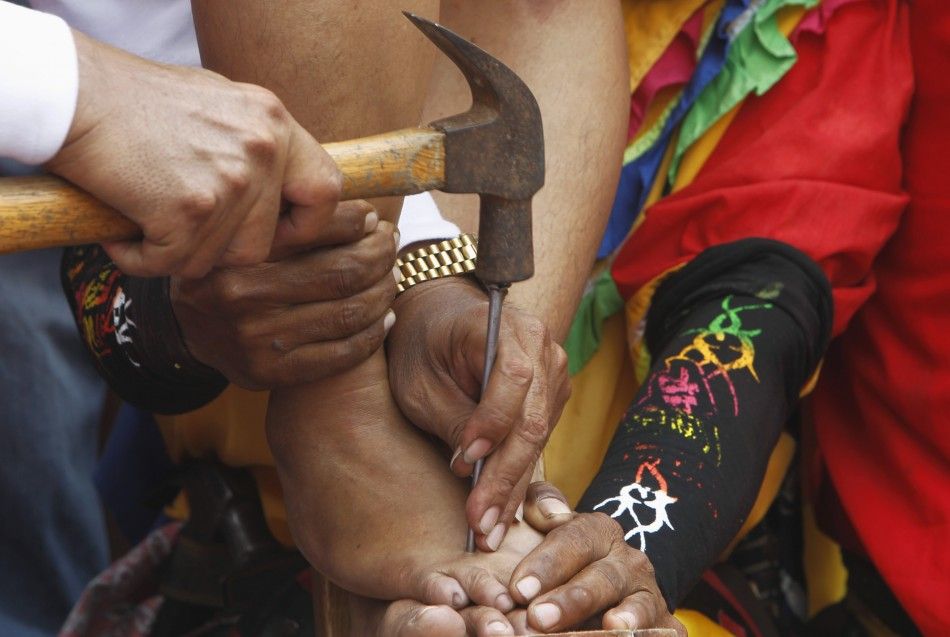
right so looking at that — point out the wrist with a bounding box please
[392,274,485,317]
[58,30,108,152]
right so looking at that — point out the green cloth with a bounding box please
[668,0,818,183]
[564,269,626,375]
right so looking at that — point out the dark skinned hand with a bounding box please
[365,482,686,636]
[171,200,399,389]
[387,277,571,553]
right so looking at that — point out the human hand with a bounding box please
[506,482,686,635]
[46,31,342,278]
[387,277,570,553]
[172,203,397,389]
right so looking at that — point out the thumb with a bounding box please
[272,121,343,250]
[522,481,574,533]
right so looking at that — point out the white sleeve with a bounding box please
[397,192,462,250]
[0,2,79,165]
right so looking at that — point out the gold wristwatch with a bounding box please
[395,234,477,294]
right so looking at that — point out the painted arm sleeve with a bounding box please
[61,244,227,414]
[576,238,833,608]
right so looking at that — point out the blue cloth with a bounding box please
[597,0,757,258]
[95,404,173,545]
[0,245,109,635]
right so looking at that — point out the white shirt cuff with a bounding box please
[397,193,461,250]
[0,3,79,165]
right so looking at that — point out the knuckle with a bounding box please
[551,344,569,375]
[216,275,248,305]
[224,243,267,267]
[522,318,551,346]
[244,129,279,160]
[562,584,595,611]
[220,164,252,194]
[499,354,534,386]
[328,257,362,297]
[516,411,550,447]
[595,559,628,594]
[490,471,520,500]
[248,85,288,121]
[336,298,367,334]
[181,188,218,219]
[322,169,344,201]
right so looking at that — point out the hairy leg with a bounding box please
[426,0,629,339]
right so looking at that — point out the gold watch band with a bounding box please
[395,234,477,294]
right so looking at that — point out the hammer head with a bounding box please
[406,12,544,285]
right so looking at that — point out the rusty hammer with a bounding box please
[0,12,543,289]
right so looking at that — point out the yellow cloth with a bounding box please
[623,0,710,92]
[156,386,294,546]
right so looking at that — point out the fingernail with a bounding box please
[463,438,492,464]
[392,265,403,285]
[612,610,637,629]
[537,497,571,518]
[383,310,396,334]
[532,603,561,630]
[515,502,524,522]
[515,575,541,601]
[485,523,505,551]
[450,447,463,470]
[479,506,500,535]
[364,211,379,233]
[487,620,512,635]
[448,582,468,610]
[394,229,401,248]
[495,593,514,612]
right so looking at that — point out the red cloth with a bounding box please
[611,0,912,338]
[812,1,950,633]
[628,9,704,139]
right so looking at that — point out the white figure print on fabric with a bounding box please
[593,459,677,552]
[111,287,140,367]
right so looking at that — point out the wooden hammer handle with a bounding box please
[0,127,445,254]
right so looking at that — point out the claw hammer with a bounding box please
[0,13,544,550]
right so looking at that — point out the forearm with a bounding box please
[577,239,833,606]
[425,0,629,339]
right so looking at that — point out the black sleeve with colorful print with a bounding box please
[61,245,227,414]
[577,238,833,609]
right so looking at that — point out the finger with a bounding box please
[472,468,532,553]
[602,590,657,632]
[270,272,396,350]
[267,220,397,303]
[466,375,551,547]
[521,481,574,534]
[281,120,342,212]
[104,212,210,278]
[450,336,534,478]
[525,556,636,633]
[271,199,378,259]
[381,600,466,637]
[508,514,616,606]
[441,565,513,612]
[271,121,342,253]
[459,606,516,636]
[270,309,394,385]
[505,610,529,635]
[217,184,282,269]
